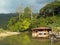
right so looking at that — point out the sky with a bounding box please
[0,0,54,13]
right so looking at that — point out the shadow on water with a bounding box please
[0,32,60,45]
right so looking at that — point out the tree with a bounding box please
[24,7,33,20]
[16,6,24,20]
[39,1,60,17]
[18,19,31,31]
[7,7,32,32]
[7,17,31,32]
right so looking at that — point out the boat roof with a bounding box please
[32,27,51,30]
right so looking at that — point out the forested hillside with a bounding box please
[0,13,18,29]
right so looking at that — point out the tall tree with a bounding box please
[7,7,33,31]
[24,7,33,20]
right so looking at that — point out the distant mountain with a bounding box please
[0,13,18,29]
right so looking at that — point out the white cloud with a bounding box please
[0,0,10,8]
[0,0,6,7]
[0,0,9,13]
[0,0,53,13]
[0,9,10,13]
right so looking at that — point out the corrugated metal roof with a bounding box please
[32,27,51,30]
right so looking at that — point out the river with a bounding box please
[0,32,60,45]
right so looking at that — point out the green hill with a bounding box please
[0,13,18,29]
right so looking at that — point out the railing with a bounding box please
[49,32,60,45]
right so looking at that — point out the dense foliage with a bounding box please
[39,1,60,17]
[7,1,60,32]
[7,7,32,31]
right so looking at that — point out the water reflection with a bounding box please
[0,32,60,45]
[0,32,31,45]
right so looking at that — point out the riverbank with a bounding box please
[0,31,20,37]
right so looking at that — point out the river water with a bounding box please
[0,33,59,45]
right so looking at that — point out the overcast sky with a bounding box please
[0,0,54,13]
